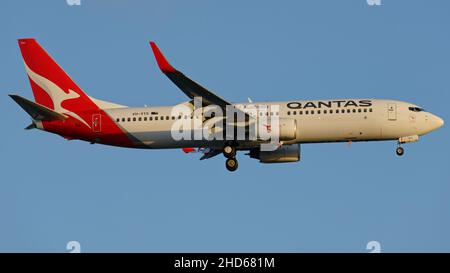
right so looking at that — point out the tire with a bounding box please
[223,146,236,158]
[225,158,238,172]
[396,147,404,156]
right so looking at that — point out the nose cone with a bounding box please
[431,115,444,131]
[438,117,444,127]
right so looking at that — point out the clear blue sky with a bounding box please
[1,0,449,252]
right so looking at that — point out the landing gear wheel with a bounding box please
[396,147,404,156]
[223,146,236,159]
[225,158,238,172]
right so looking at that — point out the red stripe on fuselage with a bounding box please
[42,110,136,148]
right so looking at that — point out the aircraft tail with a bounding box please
[17,38,99,112]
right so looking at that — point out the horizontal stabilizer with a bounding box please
[9,94,67,121]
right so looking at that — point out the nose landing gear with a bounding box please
[396,146,404,156]
[396,135,419,156]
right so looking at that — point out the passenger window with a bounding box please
[358,109,362,113]
[138,117,142,121]
[300,111,303,115]
[132,117,136,121]
[122,118,125,122]
[369,108,373,112]
[144,117,147,121]
[330,110,333,114]
[149,117,153,121]
[363,109,367,113]
[127,117,131,122]
[305,111,309,115]
[352,109,356,113]
[116,118,120,122]
[324,110,327,114]
[317,110,321,114]
[155,116,158,120]
[347,109,351,113]
[287,111,291,115]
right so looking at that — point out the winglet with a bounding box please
[150,42,176,73]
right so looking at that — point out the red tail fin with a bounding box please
[18,39,98,113]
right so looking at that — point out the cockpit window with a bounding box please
[409,107,425,112]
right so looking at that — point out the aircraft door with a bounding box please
[387,103,397,121]
[92,113,102,133]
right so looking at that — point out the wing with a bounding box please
[149,42,231,107]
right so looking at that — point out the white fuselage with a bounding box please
[103,99,444,149]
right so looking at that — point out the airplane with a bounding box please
[10,39,444,172]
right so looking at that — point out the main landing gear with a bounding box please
[226,158,238,172]
[223,145,236,158]
[223,145,238,172]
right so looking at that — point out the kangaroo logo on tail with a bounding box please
[18,38,102,129]
[24,63,91,128]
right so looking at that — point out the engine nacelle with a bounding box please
[257,118,297,141]
[278,118,297,141]
[249,144,301,163]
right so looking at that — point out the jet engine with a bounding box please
[249,144,301,163]
[257,118,297,141]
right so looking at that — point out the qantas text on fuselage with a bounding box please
[287,100,372,109]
